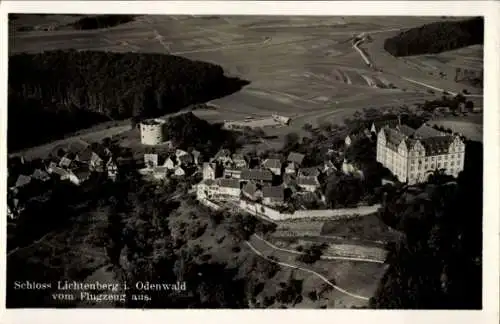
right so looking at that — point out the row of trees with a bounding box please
[9,50,248,151]
[384,17,483,57]
[69,15,136,30]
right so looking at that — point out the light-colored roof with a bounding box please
[15,174,32,188]
[262,158,282,169]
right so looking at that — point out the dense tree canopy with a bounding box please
[8,50,248,151]
[384,17,483,57]
[69,15,136,30]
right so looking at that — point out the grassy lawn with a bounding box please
[320,214,403,244]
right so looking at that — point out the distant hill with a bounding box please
[384,17,483,57]
[8,50,248,152]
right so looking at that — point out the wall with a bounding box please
[239,199,381,221]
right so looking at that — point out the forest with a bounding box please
[384,17,484,57]
[8,50,248,151]
[68,15,136,30]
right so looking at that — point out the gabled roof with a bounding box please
[242,181,258,196]
[178,154,193,164]
[232,153,246,162]
[241,169,273,181]
[297,176,320,186]
[175,149,189,157]
[73,167,91,180]
[15,174,32,188]
[216,178,240,189]
[298,167,321,177]
[214,149,231,160]
[32,169,50,181]
[262,186,285,199]
[200,178,216,186]
[420,136,454,156]
[52,167,69,177]
[285,161,298,170]
[384,127,407,150]
[397,125,416,137]
[287,152,305,165]
[414,124,445,139]
[192,150,201,159]
[262,158,282,169]
[67,140,89,155]
[77,148,94,162]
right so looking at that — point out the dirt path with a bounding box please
[253,234,385,264]
[244,240,370,301]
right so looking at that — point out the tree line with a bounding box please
[8,50,248,151]
[384,17,483,57]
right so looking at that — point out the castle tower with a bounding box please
[139,119,166,146]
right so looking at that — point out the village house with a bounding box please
[214,178,240,200]
[223,167,243,179]
[240,169,273,184]
[262,186,285,207]
[144,153,159,168]
[69,167,91,186]
[164,156,177,170]
[152,167,169,180]
[59,156,73,169]
[323,160,337,175]
[196,179,218,199]
[297,176,321,192]
[287,152,305,167]
[173,165,187,177]
[241,181,261,201]
[212,149,233,166]
[178,153,193,166]
[298,167,321,178]
[106,159,119,181]
[231,153,248,169]
[191,149,202,165]
[285,161,299,175]
[11,174,32,192]
[261,158,282,176]
[202,162,222,180]
[50,166,71,181]
[32,169,51,182]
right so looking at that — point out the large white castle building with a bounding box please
[376,123,465,184]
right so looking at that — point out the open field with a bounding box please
[9,15,483,156]
[430,116,483,142]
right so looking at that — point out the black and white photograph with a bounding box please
[2,1,494,316]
